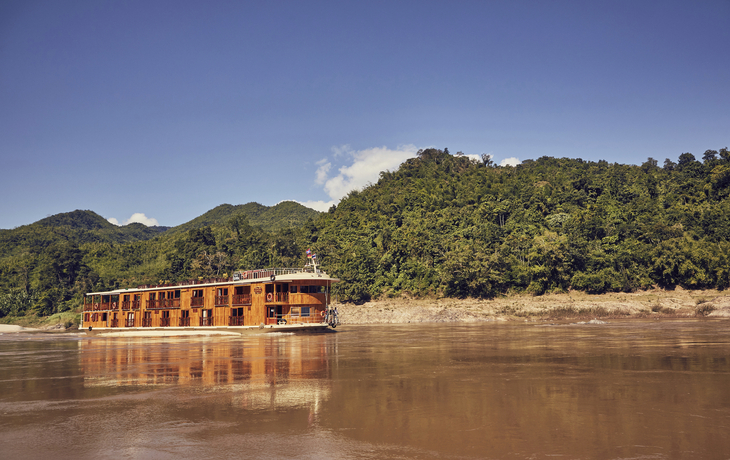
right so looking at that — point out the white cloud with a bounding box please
[499,157,521,167]
[315,158,331,185]
[330,145,350,158]
[107,213,159,226]
[464,154,482,163]
[296,199,337,212]
[321,144,419,200]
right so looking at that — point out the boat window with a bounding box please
[192,289,203,298]
[265,284,274,293]
[300,286,309,294]
[149,292,156,300]
[234,286,251,295]
[174,290,181,298]
[291,307,300,317]
[301,307,310,317]
[290,285,298,294]
[217,288,228,296]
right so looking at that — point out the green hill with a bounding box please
[170,201,319,234]
[0,202,320,316]
[310,148,730,300]
[0,210,168,257]
[2,147,729,317]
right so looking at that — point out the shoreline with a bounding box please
[1,289,728,332]
[335,288,730,325]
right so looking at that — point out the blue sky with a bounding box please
[1,0,728,229]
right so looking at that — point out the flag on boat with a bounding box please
[312,253,317,259]
[306,249,312,258]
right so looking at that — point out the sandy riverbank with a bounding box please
[0,324,41,333]
[335,288,730,324]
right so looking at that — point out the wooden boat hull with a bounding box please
[85,322,333,337]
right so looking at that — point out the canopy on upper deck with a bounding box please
[85,267,339,297]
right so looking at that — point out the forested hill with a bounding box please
[0,202,320,316]
[311,148,730,300]
[0,210,169,257]
[1,147,729,317]
[169,201,320,234]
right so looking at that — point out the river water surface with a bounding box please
[1,320,729,459]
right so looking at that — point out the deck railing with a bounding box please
[285,314,325,324]
[147,299,181,309]
[200,317,213,327]
[228,316,245,326]
[142,318,152,327]
[190,297,204,307]
[265,292,289,303]
[232,294,251,305]
[84,302,113,311]
[163,298,180,309]
[214,295,229,307]
[237,267,317,280]
[179,317,190,327]
[160,317,171,327]
[121,301,141,311]
[125,319,135,327]
[110,319,119,327]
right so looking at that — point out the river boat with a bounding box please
[81,258,340,336]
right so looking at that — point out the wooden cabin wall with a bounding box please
[250,282,266,326]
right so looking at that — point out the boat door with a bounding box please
[127,312,134,327]
[267,306,277,325]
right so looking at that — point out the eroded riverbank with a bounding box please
[336,288,730,324]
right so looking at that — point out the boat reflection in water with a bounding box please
[78,333,332,411]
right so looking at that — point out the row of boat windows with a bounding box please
[88,285,327,303]
[150,285,325,300]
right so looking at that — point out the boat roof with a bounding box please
[86,267,340,296]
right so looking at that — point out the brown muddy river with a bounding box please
[1,320,729,459]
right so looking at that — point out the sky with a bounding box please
[1,0,728,229]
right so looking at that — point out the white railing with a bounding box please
[234,266,320,280]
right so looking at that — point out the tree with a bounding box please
[677,152,698,170]
[703,149,718,163]
[641,157,658,172]
[481,153,495,168]
[719,147,730,161]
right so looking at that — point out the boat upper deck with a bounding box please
[86,267,340,297]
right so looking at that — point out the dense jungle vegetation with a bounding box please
[1,148,729,318]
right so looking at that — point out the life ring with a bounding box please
[320,311,326,318]
[112,302,117,308]
[266,293,273,302]
[93,303,99,309]
[243,272,248,279]
[270,274,276,282]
